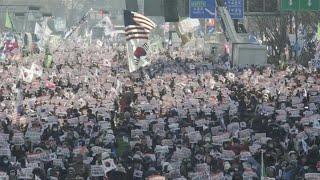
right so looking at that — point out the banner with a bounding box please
[178,18,200,35]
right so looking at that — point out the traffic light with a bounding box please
[28,6,40,11]
[247,0,278,12]
[265,0,278,12]
[15,12,25,17]
[42,13,52,17]
[248,0,264,12]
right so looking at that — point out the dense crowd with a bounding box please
[0,37,319,180]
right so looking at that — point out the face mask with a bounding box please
[3,160,8,164]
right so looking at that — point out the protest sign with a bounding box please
[291,96,302,105]
[309,96,320,103]
[305,173,320,180]
[0,148,11,157]
[195,163,210,174]
[278,96,287,102]
[0,172,8,179]
[0,133,9,141]
[131,129,144,137]
[240,151,252,161]
[91,146,111,155]
[212,132,230,145]
[168,123,179,132]
[161,139,173,148]
[221,150,235,160]
[305,127,320,136]
[91,165,105,177]
[27,162,40,168]
[27,152,49,162]
[188,131,202,144]
[57,147,70,157]
[99,121,110,129]
[254,133,266,141]
[53,159,65,168]
[190,171,210,180]
[147,175,166,180]
[155,145,169,154]
[195,119,208,127]
[67,117,79,126]
[239,129,252,140]
[243,170,257,179]
[133,170,143,178]
[46,116,58,124]
[211,126,222,136]
[18,168,33,179]
[249,144,261,154]
[104,134,115,144]
[0,138,8,147]
[276,114,287,122]
[25,131,41,143]
[12,136,25,145]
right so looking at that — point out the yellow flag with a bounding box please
[5,10,13,29]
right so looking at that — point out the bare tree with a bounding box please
[253,11,318,65]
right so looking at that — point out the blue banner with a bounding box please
[189,0,216,19]
[224,0,244,19]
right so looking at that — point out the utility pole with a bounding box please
[280,0,288,66]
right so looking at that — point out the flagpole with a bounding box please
[261,150,265,179]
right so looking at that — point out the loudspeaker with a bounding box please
[164,0,179,22]
[125,0,139,12]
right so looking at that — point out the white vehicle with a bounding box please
[215,0,267,66]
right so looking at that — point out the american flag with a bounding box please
[123,10,156,41]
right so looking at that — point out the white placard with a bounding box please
[91,165,105,177]
[305,173,320,180]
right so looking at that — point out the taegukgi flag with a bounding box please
[123,10,156,72]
